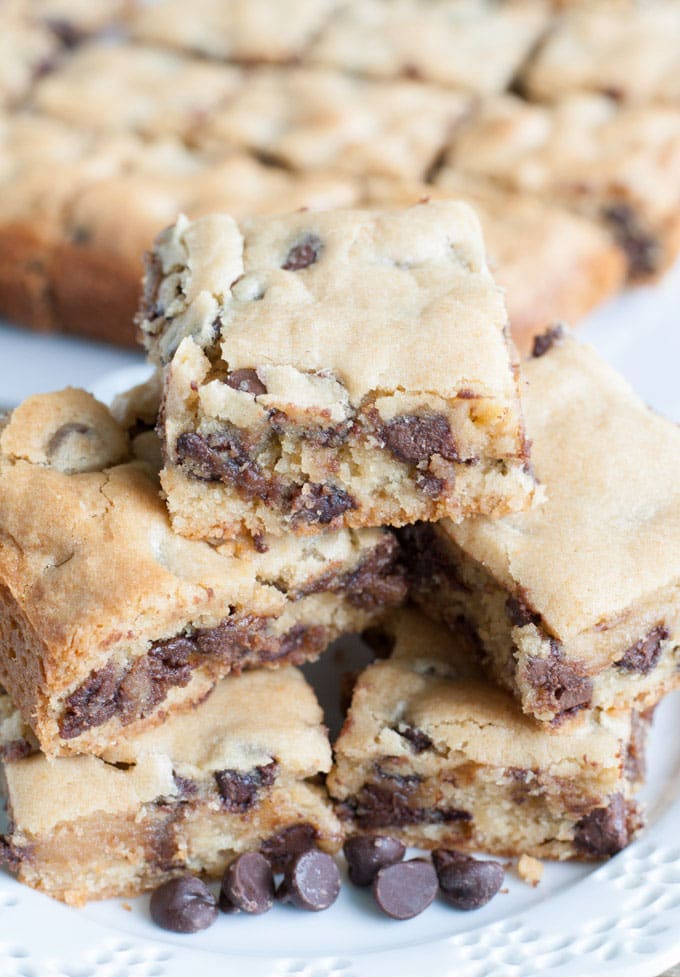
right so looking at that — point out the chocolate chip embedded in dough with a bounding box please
[224,369,267,396]
[343,834,406,887]
[219,851,275,915]
[282,234,323,270]
[531,324,565,358]
[278,849,341,911]
[214,761,277,812]
[289,482,357,527]
[524,643,593,718]
[372,858,438,920]
[432,850,504,910]
[382,413,459,465]
[573,794,630,857]
[601,203,661,280]
[615,625,669,675]
[149,876,218,933]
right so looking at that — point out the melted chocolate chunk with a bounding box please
[278,849,341,911]
[505,592,542,628]
[117,637,194,725]
[344,835,405,887]
[372,859,438,920]
[59,663,120,739]
[397,725,433,753]
[433,850,504,910]
[289,482,356,527]
[299,534,406,611]
[260,823,318,874]
[524,643,593,718]
[176,430,275,502]
[399,523,470,593]
[214,761,278,812]
[150,876,218,933]
[574,794,630,857]
[0,738,36,761]
[220,852,275,914]
[348,783,472,830]
[602,203,661,279]
[382,413,459,465]
[225,369,267,396]
[415,472,445,497]
[615,625,669,675]
[282,234,323,271]
[59,618,328,739]
[531,325,565,359]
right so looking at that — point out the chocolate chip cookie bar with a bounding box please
[523,0,680,105]
[0,12,60,107]
[309,0,549,94]
[194,67,470,180]
[447,94,680,281]
[131,0,338,63]
[139,202,536,542]
[31,41,241,138]
[365,175,626,353]
[405,329,680,725]
[0,667,342,904]
[330,608,646,859]
[0,388,405,757]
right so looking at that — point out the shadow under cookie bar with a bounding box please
[0,668,342,905]
[329,609,646,860]
[0,389,405,758]
[139,203,536,543]
[403,329,680,725]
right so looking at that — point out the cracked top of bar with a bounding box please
[141,202,515,393]
[443,330,680,642]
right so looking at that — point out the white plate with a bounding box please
[2,262,680,977]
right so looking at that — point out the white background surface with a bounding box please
[1,263,680,977]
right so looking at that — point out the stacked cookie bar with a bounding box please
[2,0,680,352]
[333,328,680,858]
[0,199,548,906]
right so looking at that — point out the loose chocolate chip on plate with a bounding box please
[432,850,504,910]
[278,849,341,911]
[282,234,323,270]
[220,851,275,915]
[372,858,438,920]
[344,835,406,887]
[149,876,218,933]
[260,823,318,873]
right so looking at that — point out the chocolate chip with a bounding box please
[415,472,445,497]
[602,203,661,279]
[219,852,275,914]
[615,625,669,675]
[260,823,318,873]
[306,534,406,611]
[282,235,323,271]
[117,638,194,725]
[278,850,341,911]
[505,592,541,628]
[214,761,277,812]
[59,663,120,739]
[225,369,266,396]
[372,859,438,920]
[531,325,565,359]
[176,431,276,503]
[343,835,406,886]
[347,783,472,830]
[382,413,458,465]
[397,725,433,752]
[149,876,218,933]
[289,482,356,527]
[432,850,504,910]
[398,523,470,594]
[574,794,630,857]
[524,643,593,718]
